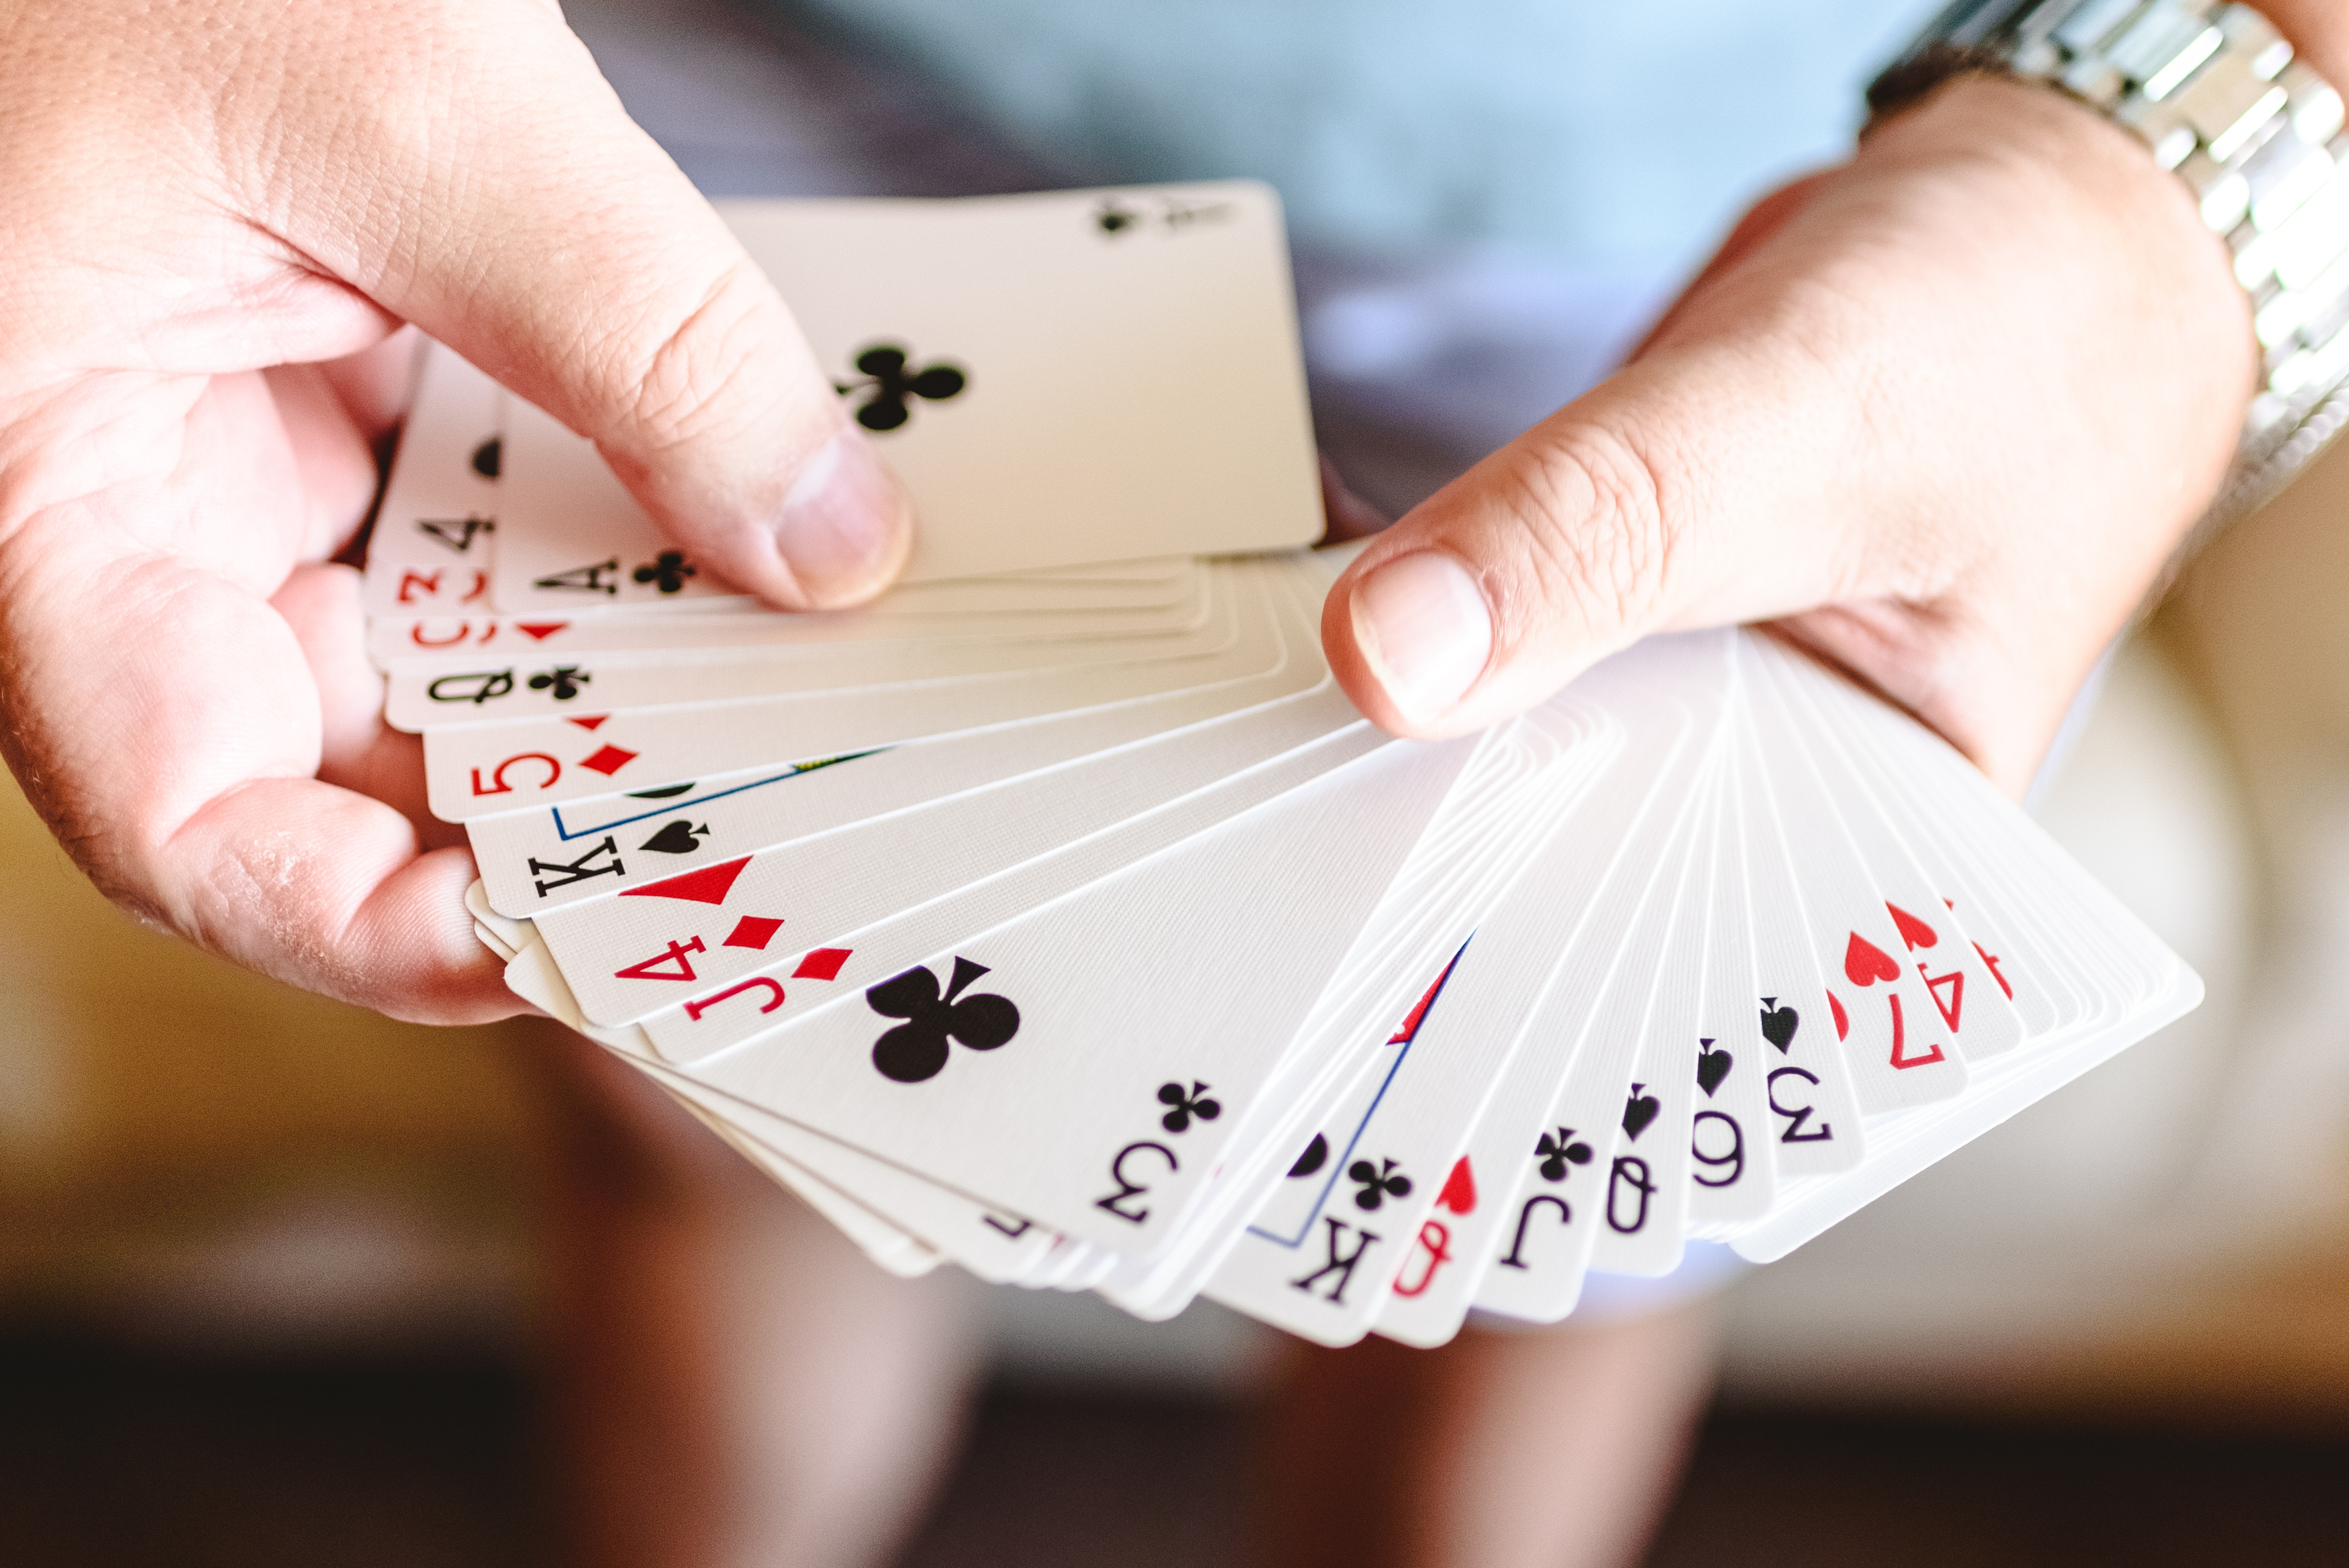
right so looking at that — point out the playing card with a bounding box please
[370,560,1218,670]
[386,561,1248,731]
[534,682,1381,1029]
[503,921,1060,1279]
[1366,638,1745,1344]
[1748,635,2072,1043]
[1734,666,1973,1115]
[1722,726,1868,1184]
[1746,653,2027,1069]
[422,560,1311,822]
[387,173,2210,1353]
[739,185,1322,580]
[640,1060,1067,1284]
[1200,698,1632,1342]
[1677,784,1781,1229]
[1464,752,1717,1324]
[616,702,1407,1064]
[1568,748,1717,1282]
[460,586,1342,917]
[634,732,1487,1258]
[485,182,1319,611]
[362,342,502,617]
[459,619,2205,1341]
[1097,704,1624,1321]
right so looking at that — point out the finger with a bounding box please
[272,561,457,849]
[3,553,512,1021]
[316,326,424,447]
[240,1,913,610]
[0,378,511,1022]
[263,363,381,560]
[1320,78,2249,776]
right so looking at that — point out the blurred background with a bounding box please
[13,0,2349,1563]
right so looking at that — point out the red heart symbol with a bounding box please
[1887,902,1940,951]
[1436,1155,1477,1215]
[1844,933,1900,988]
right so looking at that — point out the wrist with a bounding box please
[1870,1,2349,526]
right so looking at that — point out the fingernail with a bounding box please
[774,429,914,605]
[1349,552,1493,722]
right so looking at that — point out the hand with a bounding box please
[0,0,914,1021]
[1319,73,2255,795]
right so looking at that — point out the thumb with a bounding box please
[272,1,913,609]
[1320,74,2244,741]
[1319,172,1869,740]
[1319,331,1856,737]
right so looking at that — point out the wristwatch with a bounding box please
[1873,0,2349,521]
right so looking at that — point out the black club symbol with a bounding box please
[1347,1157,1412,1212]
[864,956,1019,1084]
[1157,1081,1221,1133]
[1536,1128,1594,1182]
[526,666,589,700]
[633,551,696,594]
[835,344,968,432]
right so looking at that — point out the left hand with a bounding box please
[0,0,914,1021]
[1318,73,2254,795]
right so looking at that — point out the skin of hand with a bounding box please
[0,0,913,1023]
[1321,70,2264,797]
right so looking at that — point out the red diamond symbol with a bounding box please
[579,743,637,776]
[568,715,610,731]
[723,915,784,951]
[791,947,851,982]
[517,621,570,641]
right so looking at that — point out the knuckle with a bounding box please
[605,257,797,460]
[1488,421,1682,649]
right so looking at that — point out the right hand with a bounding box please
[0,0,913,1021]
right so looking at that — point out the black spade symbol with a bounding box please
[1696,1041,1733,1098]
[1621,1084,1661,1142]
[1287,1133,1330,1179]
[470,437,501,479]
[865,956,1019,1084]
[626,784,697,800]
[1760,997,1800,1051]
[639,820,708,855]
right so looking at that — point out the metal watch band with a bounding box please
[1874,1,2349,521]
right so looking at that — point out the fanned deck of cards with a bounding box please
[365,182,2201,1347]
